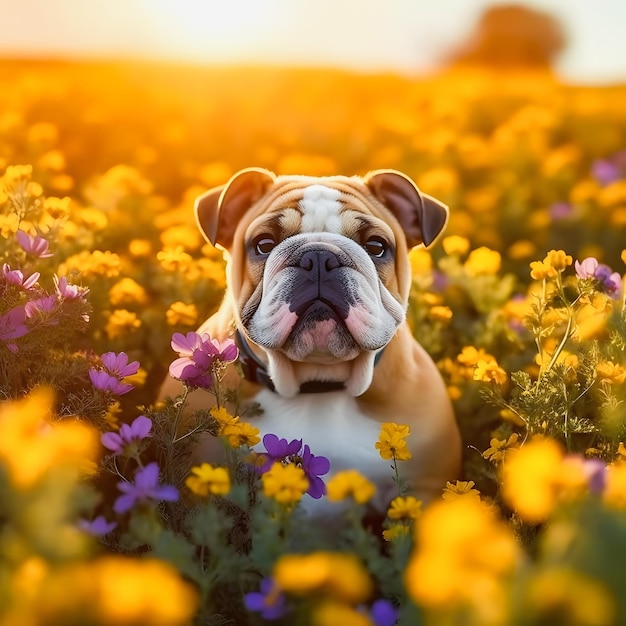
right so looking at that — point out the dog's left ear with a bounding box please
[195,167,276,249]
[364,170,449,248]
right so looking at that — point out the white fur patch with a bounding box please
[251,388,396,517]
[300,185,342,233]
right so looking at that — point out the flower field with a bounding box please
[2,58,626,625]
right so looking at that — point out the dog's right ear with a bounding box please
[195,167,276,249]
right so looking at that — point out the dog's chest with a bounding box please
[249,388,396,512]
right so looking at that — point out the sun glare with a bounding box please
[141,0,282,62]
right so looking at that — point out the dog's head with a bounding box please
[195,168,448,397]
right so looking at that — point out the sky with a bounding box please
[0,0,624,84]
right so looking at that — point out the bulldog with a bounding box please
[160,167,461,514]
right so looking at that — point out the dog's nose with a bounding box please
[298,250,340,276]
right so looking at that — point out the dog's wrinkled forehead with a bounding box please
[299,184,343,233]
[251,181,394,244]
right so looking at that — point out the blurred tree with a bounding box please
[444,3,567,69]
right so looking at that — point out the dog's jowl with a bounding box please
[160,168,461,516]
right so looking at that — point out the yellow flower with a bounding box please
[221,420,260,448]
[473,359,507,385]
[482,433,519,464]
[186,463,230,496]
[0,388,98,487]
[375,422,412,461]
[43,195,72,219]
[0,212,19,237]
[530,259,557,280]
[382,524,411,542]
[596,361,626,384]
[526,567,615,626]
[92,557,198,625]
[501,437,588,523]
[313,601,373,626]
[129,238,152,257]
[408,247,432,274]
[123,367,147,388]
[428,305,453,322]
[104,400,122,430]
[405,498,519,611]
[603,463,626,508]
[210,406,238,429]
[273,552,372,603]
[37,148,65,171]
[326,470,376,504]
[76,207,108,230]
[59,250,121,279]
[442,235,470,256]
[545,249,573,271]
[262,462,309,505]
[160,224,203,251]
[622,249,626,266]
[387,496,422,520]
[157,245,194,272]
[531,249,573,280]
[457,345,495,367]
[463,246,501,277]
[105,309,142,339]
[109,277,148,306]
[442,480,481,501]
[166,301,198,327]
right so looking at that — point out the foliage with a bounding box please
[1,60,626,625]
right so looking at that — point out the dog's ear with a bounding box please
[195,167,276,249]
[364,170,449,248]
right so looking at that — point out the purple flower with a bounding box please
[592,158,621,186]
[114,462,178,514]
[89,369,134,395]
[244,578,288,620]
[54,275,89,300]
[575,257,622,297]
[101,415,152,456]
[367,599,399,626]
[300,444,330,499]
[101,351,140,378]
[256,433,303,473]
[582,458,607,495]
[169,331,238,389]
[16,229,54,258]
[2,263,39,290]
[0,305,29,352]
[549,201,574,220]
[89,351,139,396]
[78,515,118,537]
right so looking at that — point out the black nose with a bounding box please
[298,250,341,276]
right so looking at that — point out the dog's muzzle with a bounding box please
[244,233,405,364]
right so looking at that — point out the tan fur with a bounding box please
[159,170,461,510]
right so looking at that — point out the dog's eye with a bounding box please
[253,236,277,256]
[364,236,387,258]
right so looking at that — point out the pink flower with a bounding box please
[24,295,58,319]
[169,331,238,389]
[101,351,140,378]
[0,305,29,352]
[2,263,39,290]
[54,275,89,300]
[16,230,53,258]
[575,257,622,297]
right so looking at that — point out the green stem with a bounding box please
[171,386,190,443]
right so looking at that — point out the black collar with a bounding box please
[234,330,384,394]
